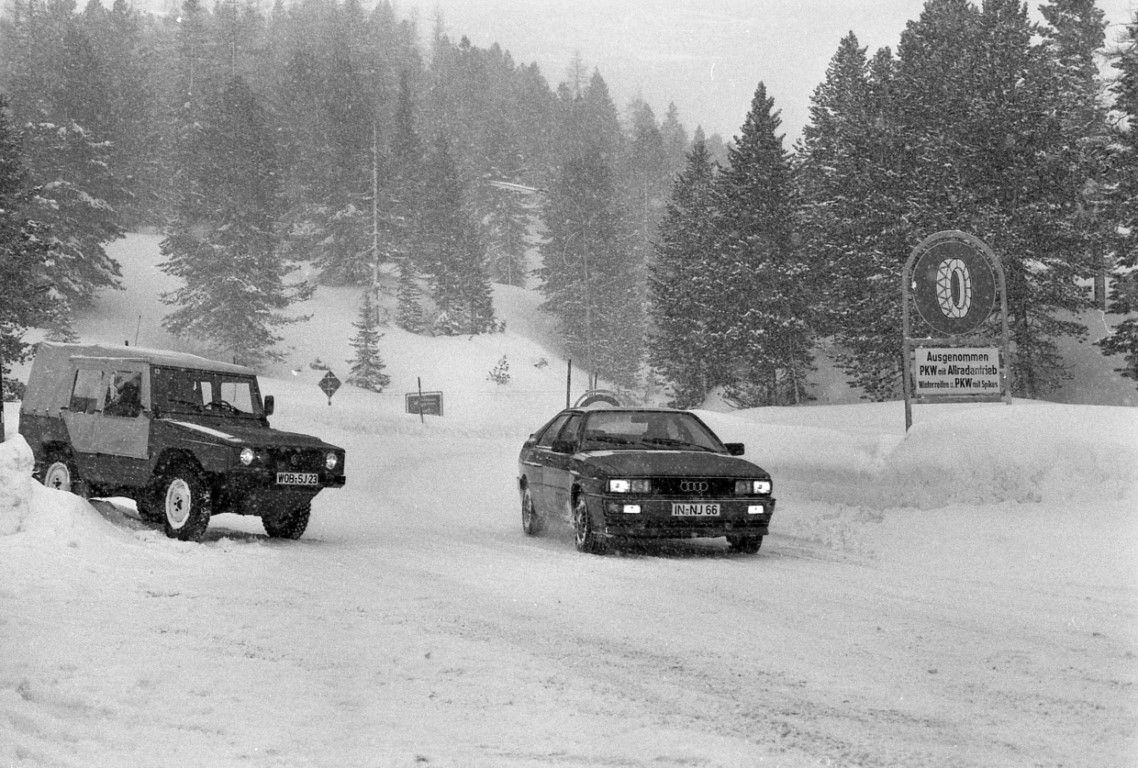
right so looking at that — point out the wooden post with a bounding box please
[417,376,425,424]
[566,359,572,408]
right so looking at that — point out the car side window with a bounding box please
[104,370,143,418]
[558,414,583,447]
[535,414,571,448]
[69,369,104,413]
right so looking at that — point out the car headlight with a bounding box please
[608,478,651,493]
[239,447,256,466]
[325,452,339,471]
[735,479,772,495]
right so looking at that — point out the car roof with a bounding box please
[38,342,256,376]
[570,406,687,415]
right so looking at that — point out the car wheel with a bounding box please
[134,490,164,523]
[727,534,763,554]
[521,487,543,535]
[262,503,311,540]
[41,451,89,499]
[160,466,211,542]
[573,495,606,554]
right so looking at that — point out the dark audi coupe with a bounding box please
[517,407,776,554]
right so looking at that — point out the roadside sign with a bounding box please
[913,347,1001,396]
[406,391,443,417]
[901,231,1011,430]
[910,235,997,336]
[319,371,341,405]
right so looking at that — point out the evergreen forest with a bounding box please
[0,0,1136,405]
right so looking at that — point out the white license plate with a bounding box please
[276,472,318,486]
[671,502,720,517]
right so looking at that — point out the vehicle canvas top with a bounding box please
[21,342,255,415]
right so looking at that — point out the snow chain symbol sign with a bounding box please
[319,371,341,406]
[901,230,1011,432]
[911,234,997,335]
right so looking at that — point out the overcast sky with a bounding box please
[420,0,1138,143]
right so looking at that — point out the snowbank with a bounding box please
[0,433,34,536]
[0,433,119,543]
[701,401,1138,510]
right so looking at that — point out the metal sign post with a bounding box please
[902,230,1011,431]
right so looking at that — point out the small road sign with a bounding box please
[319,371,341,405]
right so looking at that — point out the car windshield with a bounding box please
[578,411,726,453]
[153,367,262,418]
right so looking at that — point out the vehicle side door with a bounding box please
[524,413,572,512]
[544,413,584,519]
[60,363,106,477]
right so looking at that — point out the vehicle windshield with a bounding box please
[153,367,263,419]
[578,411,727,453]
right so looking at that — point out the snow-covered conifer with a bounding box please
[346,290,391,392]
[161,76,310,367]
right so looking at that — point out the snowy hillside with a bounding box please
[0,233,1136,767]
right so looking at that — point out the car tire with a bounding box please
[41,451,89,499]
[160,466,211,542]
[134,490,164,523]
[521,487,544,536]
[728,534,763,554]
[573,495,606,554]
[262,503,311,540]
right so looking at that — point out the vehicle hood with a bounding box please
[576,449,768,478]
[159,418,339,450]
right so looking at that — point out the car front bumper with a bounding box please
[589,494,775,540]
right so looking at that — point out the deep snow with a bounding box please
[0,234,1135,767]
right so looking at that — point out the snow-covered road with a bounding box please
[3,406,1135,768]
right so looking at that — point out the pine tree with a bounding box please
[346,289,391,392]
[419,135,495,335]
[478,115,531,286]
[0,94,60,396]
[1096,13,1138,384]
[648,133,721,408]
[21,119,126,306]
[161,76,310,367]
[712,83,812,406]
[623,99,670,262]
[659,102,689,180]
[798,35,911,399]
[890,0,1100,397]
[539,148,643,389]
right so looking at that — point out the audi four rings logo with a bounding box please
[680,480,708,493]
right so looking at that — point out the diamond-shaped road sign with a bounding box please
[319,371,341,405]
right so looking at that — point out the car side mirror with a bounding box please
[550,439,575,454]
[263,395,275,416]
[725,442,745,456]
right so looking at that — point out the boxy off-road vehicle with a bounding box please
[19,343,346,541]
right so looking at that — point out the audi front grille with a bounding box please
[654,478,735,496]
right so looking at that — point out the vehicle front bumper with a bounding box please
[589,493,775,540]
[212,467,346,516]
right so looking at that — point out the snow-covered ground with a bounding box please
[1,235,1136,767]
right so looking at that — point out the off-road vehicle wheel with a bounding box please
[727,534,763,554]
[262,503,310,539]
[41,451,90,499]
[521,487,543,535]
[573,495,606,554]
[134,491,164,524]
[160,466,211,542]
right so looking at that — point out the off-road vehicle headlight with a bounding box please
[239,447,256,466]
[325,452,339,470]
